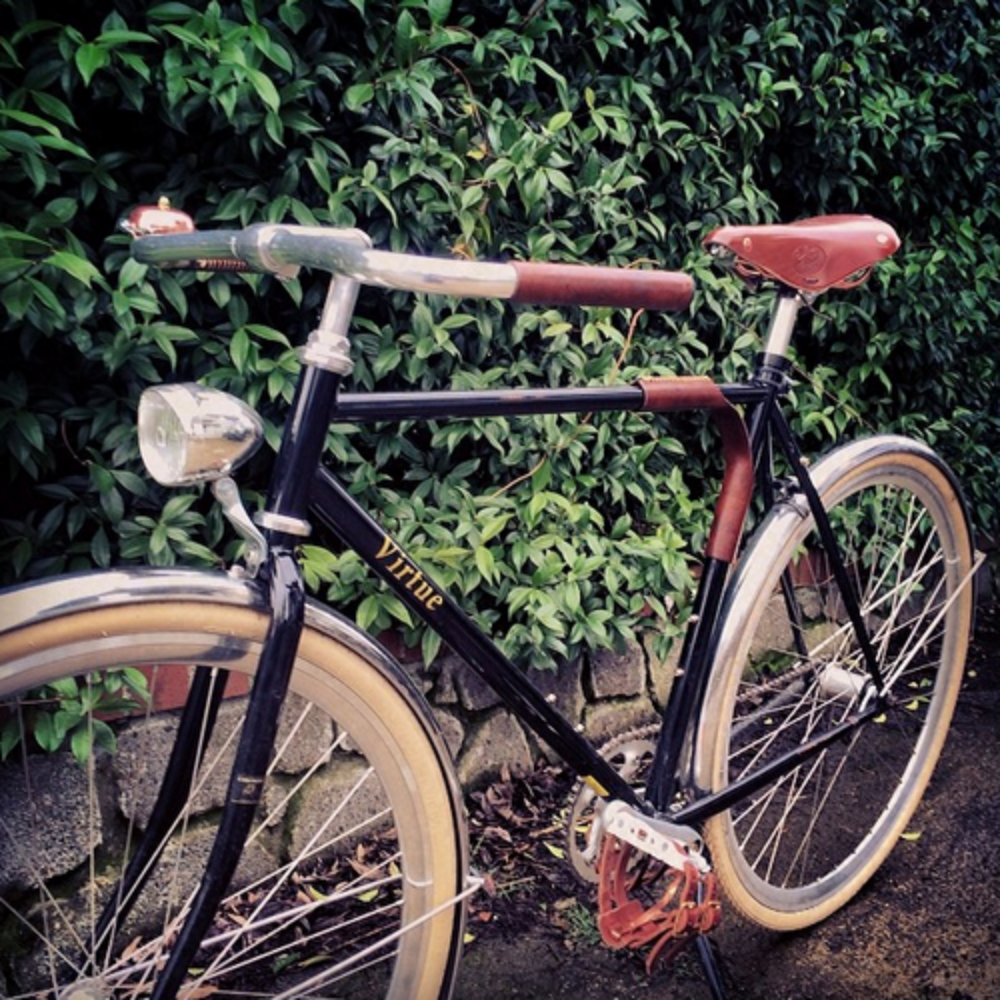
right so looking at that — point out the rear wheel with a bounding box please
[701,441,975,929]
[0,590,466,1000]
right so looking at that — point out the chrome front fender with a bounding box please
[0,567,267,632]
[0,565,423,724]
[0,565,473,985]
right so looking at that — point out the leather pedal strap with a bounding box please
[597,834,722,974]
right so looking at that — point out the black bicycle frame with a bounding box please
[319,374,887,815]
[317,376,852,813]
[146,365,885,995]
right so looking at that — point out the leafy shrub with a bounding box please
[1,0,998,667]
[0,667,151,764]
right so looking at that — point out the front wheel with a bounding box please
[0,571,467,1000]
[700,438,976,930]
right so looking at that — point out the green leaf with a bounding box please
[421,628,442,666]
[230,327,251,373]
[356,594,383,632]
[33,713,59,753]
[0,129,42,156]
[75,43,110,85]
[0,109,62,137]
[479,514,512,543]
[428,0,452,26]
[474,546,495,583]
[1,719,23,761]
[14,411,44,452]
[32,91,77,128]
[547,110,573,132]
[245,67,281,113]
[96,29,157,45]
[44,250,101,286]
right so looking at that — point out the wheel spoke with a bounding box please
[703,447,974,929]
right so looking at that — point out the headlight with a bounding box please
[138,384,264,486]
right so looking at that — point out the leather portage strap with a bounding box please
[638,376,752,563]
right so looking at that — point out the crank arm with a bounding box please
[602,800,710,874]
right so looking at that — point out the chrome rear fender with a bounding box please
[693,434,973,793]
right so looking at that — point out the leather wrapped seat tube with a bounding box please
[635,377,754,814]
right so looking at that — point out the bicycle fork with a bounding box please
[147,547,306,1000]
[124,279,360,1000]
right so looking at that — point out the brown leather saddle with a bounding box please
[704,215,900,292]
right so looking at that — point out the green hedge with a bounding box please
[1,0,998,667]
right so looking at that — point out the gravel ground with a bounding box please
[454,609,1000,1000]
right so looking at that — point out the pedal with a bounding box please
[601,800,710,874]
[596,802,721,973]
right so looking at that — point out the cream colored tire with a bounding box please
[700,439,974,930]
[0,586,466,1000]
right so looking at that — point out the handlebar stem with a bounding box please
[302,273,363,375]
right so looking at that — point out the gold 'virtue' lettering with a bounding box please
[375,536,445,613]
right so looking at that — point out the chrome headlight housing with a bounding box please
[138,384,264,486]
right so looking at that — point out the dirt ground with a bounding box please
[454,608,1000,1000]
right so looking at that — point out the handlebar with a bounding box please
[128,216,694,313]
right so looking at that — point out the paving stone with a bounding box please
[528,656,586,726]
[0,752,104,893]
[643,632,682,710]
[433,706,466,759]
[436,651,503,712]
[289,752,390,859]
[432,650,461,705]
[114,700,245,827]
[9,823,273,996]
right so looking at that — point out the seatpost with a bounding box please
[746,288,805,447]
[150,270,362,1000]
[760,288,810,363]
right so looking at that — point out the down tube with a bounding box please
[309,465,642,808]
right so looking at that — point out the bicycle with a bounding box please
[0,206,979,1000]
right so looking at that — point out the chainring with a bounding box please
[565,724,659,883]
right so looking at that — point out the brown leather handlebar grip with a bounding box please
[510,261,694,312]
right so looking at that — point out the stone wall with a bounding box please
[389,635,680,789]
[0,638,672,906]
